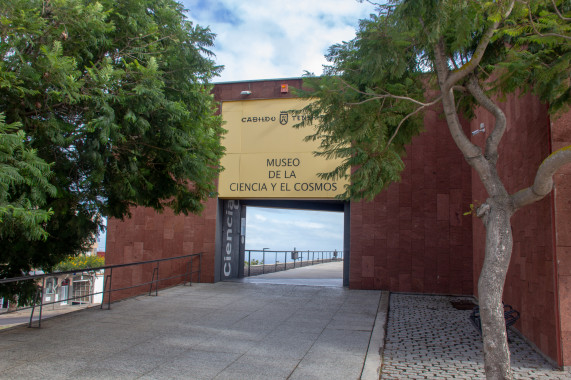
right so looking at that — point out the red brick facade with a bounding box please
[552,110,571,365]
[469,93,561,362]
[105,198,218,300]
[349,107,474,294]
[106,79,571,366]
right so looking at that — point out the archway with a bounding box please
[214,199,350,286]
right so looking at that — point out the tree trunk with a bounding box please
[477,197,514,380]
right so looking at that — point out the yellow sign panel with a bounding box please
[218,98,347,199]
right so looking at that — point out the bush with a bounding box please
[54,255,104,272]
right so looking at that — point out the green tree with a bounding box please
[0,0,224,298]
[0,114,56,305]
[298,1,570,378]
[0,114,55,241]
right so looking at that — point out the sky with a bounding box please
[99,0,377,252]
[181,0,378,82]
[244,207,344,252]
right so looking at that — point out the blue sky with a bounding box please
[99,1,376,252]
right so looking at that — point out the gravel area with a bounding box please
[381,293,571,379]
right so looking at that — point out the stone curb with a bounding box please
[361,290,390,380]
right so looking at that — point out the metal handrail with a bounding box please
[0,252,203,328]
[244,249,342,277]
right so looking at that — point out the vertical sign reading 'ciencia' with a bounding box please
[221,200,241,280]
[218,98,348,199]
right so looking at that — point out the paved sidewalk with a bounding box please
[0,267,381,380]
[380,293,571,379]
[0,304,93,330]
[237,260,344,287]
[3,263,569,380]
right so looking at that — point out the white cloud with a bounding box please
[295,221,326,230]
[245,207,344,252]
[254,214,267,222]
[182,0,378,81]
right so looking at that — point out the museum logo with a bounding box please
[240,111,306,125]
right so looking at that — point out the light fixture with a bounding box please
[472,122,485,136]
[240,90,252,95]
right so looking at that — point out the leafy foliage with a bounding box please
[0,0,224,299]
[0,113,56,241]
[297,0,569,200]
[0,113,57,306]
[54,255,104,272]
[495,0,570,114]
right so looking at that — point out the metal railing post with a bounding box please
[107,268,113,310]
[198,253,202,283]
[101,271,113,309]
[149,267,156,295]
[28,279,44,328]
[248,251,251,277]
[149,264,160,296]
[38,277,44,328]
[156,263,160,296]
[100,272,107,309]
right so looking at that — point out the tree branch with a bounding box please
[465,75,507,165]
[528,4,571,41]
[512,145,571,209]
[444,0,515,90]
[340,78,432,107]
[434,41,483,161]
[380,96,443,155]
[552,0,571,21]
[434,41,511,198]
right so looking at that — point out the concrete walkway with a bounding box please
[0,262,382,380]
[0,304,92,330]
[237,260,344,287]
[2,262,568,379]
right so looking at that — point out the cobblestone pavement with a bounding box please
[381,294,571,379]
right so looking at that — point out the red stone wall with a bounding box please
[349,106,474,294]
[470,93,561,363]
[552,110,571,366]
[211,78,304,103]
[105,198,217,301]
